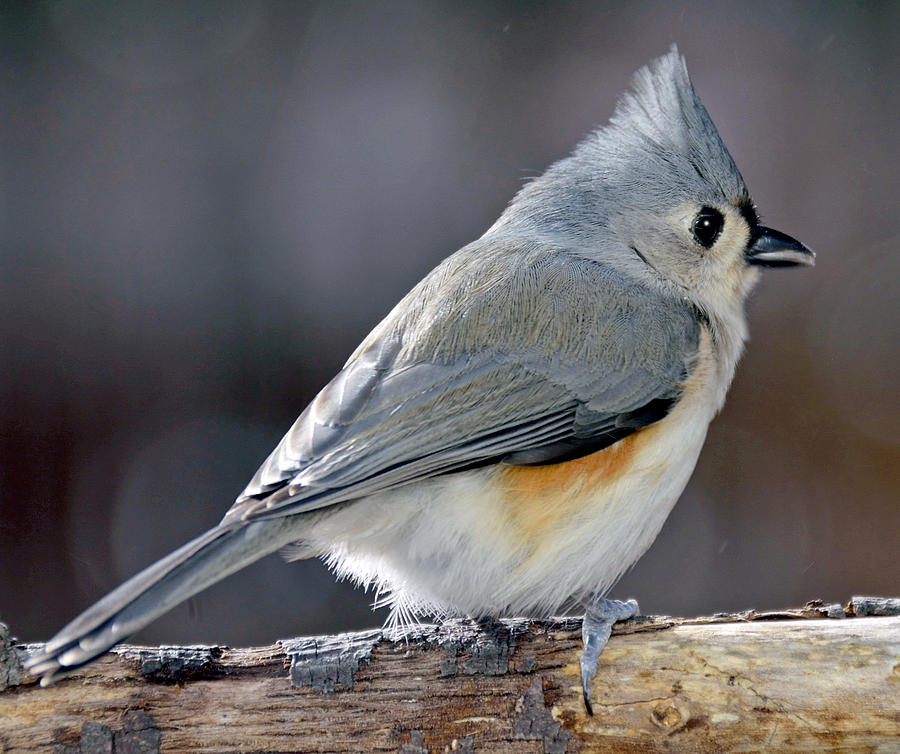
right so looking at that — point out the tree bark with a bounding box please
[1,598,898,753]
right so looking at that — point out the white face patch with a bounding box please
[706,205,759,303]
[709,205,751,265]
[665,203,759,320]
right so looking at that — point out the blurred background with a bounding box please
[1,1,897,647]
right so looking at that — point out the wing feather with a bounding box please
[226,238,700,522]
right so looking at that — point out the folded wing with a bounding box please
[228,239,701,522]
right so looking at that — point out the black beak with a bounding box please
[746,226,816,268]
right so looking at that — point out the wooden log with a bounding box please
[1,598,898,753]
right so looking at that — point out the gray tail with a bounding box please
[25,516,302,686]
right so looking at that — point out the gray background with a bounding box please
[1,1,897,646]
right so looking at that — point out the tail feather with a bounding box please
[25,516,303,686]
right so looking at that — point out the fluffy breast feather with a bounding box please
[495,430,645,542]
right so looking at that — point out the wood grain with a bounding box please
[1,599,898,753]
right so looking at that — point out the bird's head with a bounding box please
[495,47,814,321]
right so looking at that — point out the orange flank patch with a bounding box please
[496,430,646,540]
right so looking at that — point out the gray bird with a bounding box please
[26,47,814,712]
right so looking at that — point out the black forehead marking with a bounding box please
[737,197,759,228]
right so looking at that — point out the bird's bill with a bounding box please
[745,226,815,267]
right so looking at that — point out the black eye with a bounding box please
[692,207,724,248]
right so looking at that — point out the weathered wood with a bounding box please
[1,598,898,753]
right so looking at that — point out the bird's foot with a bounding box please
[580,596,639,715]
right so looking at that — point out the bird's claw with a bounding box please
[580,597,639,715]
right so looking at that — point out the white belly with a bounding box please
[300,328,729,626]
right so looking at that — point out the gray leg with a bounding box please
[580,596,639,715]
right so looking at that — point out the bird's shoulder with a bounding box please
[353,233,696,370]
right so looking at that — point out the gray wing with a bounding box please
[227,241,700,522]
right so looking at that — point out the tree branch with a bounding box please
[2,597,898,752]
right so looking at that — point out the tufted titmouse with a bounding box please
[27,48,813,710]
